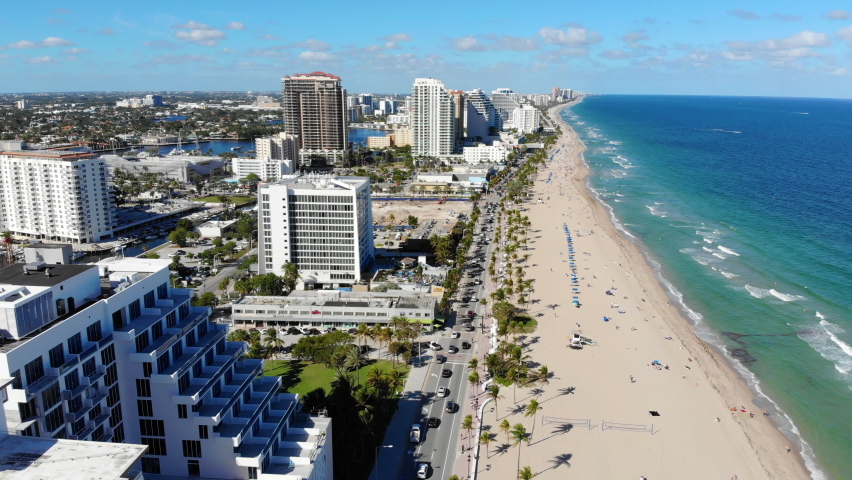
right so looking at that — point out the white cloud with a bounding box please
[727,31,832,51]
[731,9,761,20]
[144,40,180,50]
[259,34,279,40]
[99,27,115,36]
[836,25,852,46]
[26,56,59,64]
[771,14,801,22]
[220,48,238,54]
[721,51,754,61]
[599,49,634,59]
[172,20,213,30]
[379,33,412,42]
[298,51,339,62]
[448,36,486,52]
[494,35,538,52]
[62,48,89,54]
[5,37,74,49]
[829,67,851,75]
[827,10,849,20]
[539,26,602,46]
[621,31,649,43]
[225,22,245,30]
[292,39,332,51]
[174,29,227,46]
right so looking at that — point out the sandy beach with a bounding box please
[471,100,811,479]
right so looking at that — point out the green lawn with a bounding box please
[195,196,255,206]
[263,359,409,398]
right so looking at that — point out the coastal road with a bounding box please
[400,330,478,480]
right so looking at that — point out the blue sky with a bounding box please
[1,0,851,98]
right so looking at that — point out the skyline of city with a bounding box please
[1,0,851,98]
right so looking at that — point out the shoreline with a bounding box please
[546,99,813,478]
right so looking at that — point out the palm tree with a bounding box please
[479,432,492,458]
[487,385,504,419]
[344,345,366,385]
[365,367,385,396]
[218,277,231,294]
[384,368,404,398]
[509,424,529,478]
[263,329,283,358]
[355,323,370,353]
[461,414,474,449]
[500,419,511,440]
[468,358,479,372]
[535,366,550,397]
[518,466,536,480]
[524,399,543,434]
[468,371,480,396]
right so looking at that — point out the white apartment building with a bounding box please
[256,133,300,163]
[463,144,508,164]
[465,89,501,137]
[258,175,374,287]
[232,158,294,182]
[386,113,409,125]
[0,258,332,480]
[411,78,456,157]
[0,151,115,243]
[116,98,144,108]
[511,105,540,134]
[490,88,521,127]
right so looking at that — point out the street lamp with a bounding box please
[374,445,393,480]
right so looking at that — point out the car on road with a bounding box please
[470,296,478,303]
[441,369,452,378]
[437,386,448,397]
[427,417,440,428]
[464,325,475,332]
[430,342,442,350]
[448,345,459,354]
[435,355,446,364]
[473,279,482,285]
[416,463,429,479]
[451,332,460,339]
[445,400,456,413]
[462,341,471,349]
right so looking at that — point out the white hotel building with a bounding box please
[0,150,115,243]
[511,105,540,134]
[258,175,374,287]
[0,258,332,480]
[463,144,508,164]
[411,78,456,157]
[232,133,300,182]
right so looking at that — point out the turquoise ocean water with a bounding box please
[562,95,852,479]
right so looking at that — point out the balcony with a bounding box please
[196,359,264,425]
[24,370,59,398]
[218,376,283,446]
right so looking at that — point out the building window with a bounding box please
[151,321,163,341]
[107,384,120,407]
[64,370,80,391]
[198,425,208,439]
[113,423,126,443]
[137,399,154,417]
[23,357,45,385]
[48,344,65,368]
[44,406,64,433]
[136,379,151,397]
[141,457,161,474]
[42,382,61,410]
[157,283,168,299]
[178,373,190,394]
[82,358,96,377]
[172,342,183,362]
[156,352,170,374]
[248,467,258,479]
[135,331,150,353]
[178,404,187,419]
[129,299,142,320]
[167,311,177,328]
[182,440,202,458]
[100,344,115,365]
[105,364,118,385]
[109,403,123,427]
[67,333,82,355]
[143,362,153,378]
[144,291,155,309]
[141,437,167,456]
[188,460,200,477]
[139,419,165,437]
[112,310,124,329]
[86,321,103,342]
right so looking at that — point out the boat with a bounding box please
[72,251,86,260]
[230,146,243,152]
[145,235,157,240]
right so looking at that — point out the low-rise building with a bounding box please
[232,157,294,181]
[393,127,413,147]
[366,136,393,149]
[231,290,439,330]
[196,220,237,238]
[103,154,228,183]
[463,144,508,164]
[0,436,148,480]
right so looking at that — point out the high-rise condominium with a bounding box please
[258,174,374,287]
[0,150,115,243]
[411,78,455,157]
[281,72,348,166]
[0,257,332,479]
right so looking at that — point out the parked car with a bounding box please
[430,342,442,350]
[435,355,446,364]
[451,332,460,339]
[448,345,458,354]
[462,341,471,349]
[416,463,429,479]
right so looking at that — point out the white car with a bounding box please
[417,463,428,479]
[437,386,448,397]
[451,332,460,339]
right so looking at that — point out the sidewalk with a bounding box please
[370,352,433,480]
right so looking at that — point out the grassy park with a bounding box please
[263,359,409,398]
